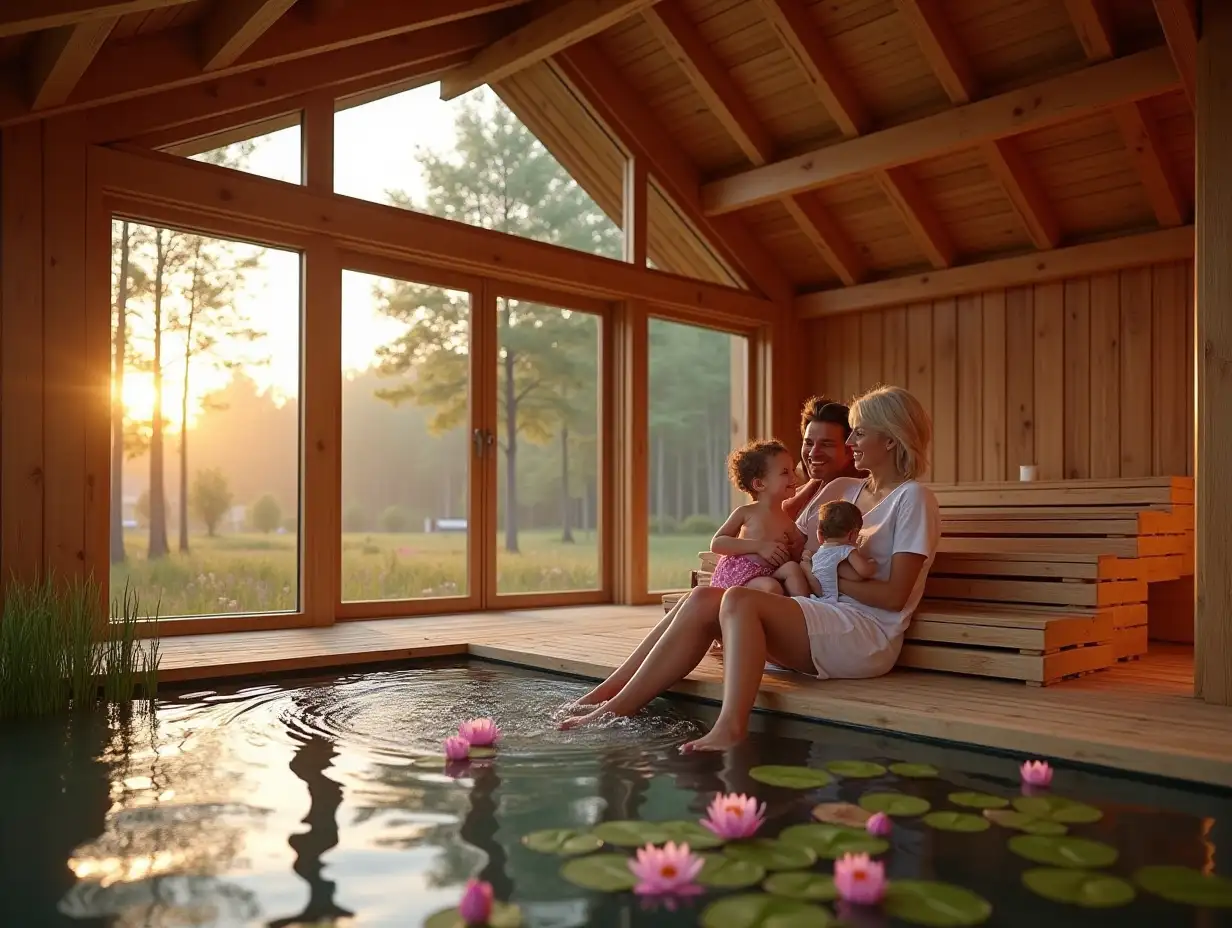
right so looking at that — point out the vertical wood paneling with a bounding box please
[1120,267,1154,477]
[956,295,982,482]
[883,306,908,387]
[859,311,883,393]
[932,300,958,483]
[1186,267,1195,476]
[1033,282,1065,480]
[1063,278,1091,478]
[981,291,1006,481]
[1089,272,1122,478]
[1152,263,1188,476]
[837,313,862,403]
[1005,286,1035,479]
[1,123,46,584]
[906,302,934,424]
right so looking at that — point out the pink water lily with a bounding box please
[627,841,704,897]
[834,852,887,906]
[458,878,493,925]
[1020,759,1053,788]
[459,718,501,747]
[444,735,471,761]
[865,811,893,836]
[700,792,766,840]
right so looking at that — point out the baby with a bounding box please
[804,500,877,602]
[708,439,811,597]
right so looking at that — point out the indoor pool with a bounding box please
[1,658,1229,927]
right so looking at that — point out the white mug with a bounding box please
[1019,464,1039,482]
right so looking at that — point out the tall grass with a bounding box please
[0,573,160,721]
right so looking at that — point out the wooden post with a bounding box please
[1195,0,1232,705]
[301,90,334,194]
[729,334,748,511]
[622,155,647,266]
[611,300,648,602]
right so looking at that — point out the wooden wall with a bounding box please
[804,261,1194,484]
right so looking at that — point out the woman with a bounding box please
[569,386,941,755]
[563,396,857,719]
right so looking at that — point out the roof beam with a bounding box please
[701,46,1180,215]
[780,196,866,286]
[1060,0,1114,61]
[555,40,794,304]
[1112,101,1187,226]
[876,166,955,268]
[28,17,116,109]
[440,0,658,101]
[893,0,978,103]
[1152,0,1197,108]
[982,138,1061,249]
[0,0,192,38]
[200,0,298,71]
[796,226,1194,317]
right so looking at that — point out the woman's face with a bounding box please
[801,420,853,482]
[846,421,894,474]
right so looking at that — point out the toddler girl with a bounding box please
[804,500,877,602]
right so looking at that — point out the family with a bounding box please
[563,384,941,753]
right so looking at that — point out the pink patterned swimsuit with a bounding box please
[709,554,776,590]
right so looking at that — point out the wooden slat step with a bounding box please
[931,552,1142,581]
[924,576,1146,607]
[927,477,1193,508]
[1114,625,1149,661]
[939,535,1185,557]
[939,509,1187,535]
[898,641,1112,685]
[907,606,1112,652]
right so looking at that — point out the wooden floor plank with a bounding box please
[155,607,1231,788]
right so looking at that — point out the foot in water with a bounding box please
[680,724,746,753]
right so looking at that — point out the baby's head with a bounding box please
[728,439,794,502]
[817,500,863,545]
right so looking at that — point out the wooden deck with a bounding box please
[155,606,1232,789]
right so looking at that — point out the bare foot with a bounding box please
[558,707,607,731]
[568,680,621,710]
[680,725,746,753]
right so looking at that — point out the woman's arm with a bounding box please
[837,552,927,612]
[845,548,878,579]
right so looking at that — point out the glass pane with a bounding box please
[341,271,471,602]
[187,121,303,184]
[495,297,601,594]
[647,320,749,593]
[109,220,302,617]
[334,84,621,258]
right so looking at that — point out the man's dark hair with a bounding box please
[800,395,852,439]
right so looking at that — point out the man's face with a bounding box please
[801,420,853,483]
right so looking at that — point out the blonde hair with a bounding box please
[849,385,932,481]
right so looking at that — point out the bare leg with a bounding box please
[562,586,725,729]
[772,561,811,597]
[745,576,783,594]
[681,588,814,753]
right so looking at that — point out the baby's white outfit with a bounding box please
[810,543,857,603]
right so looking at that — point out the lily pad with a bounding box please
[1012,796,1102,824]
[890,762,940,778]
[982,809,1068,836]
[749,765,833,789]
[948,792,1008,810]
[469,746,497,759]
[1008,835,1118,869]
[411,756,449,769]
[1134,865,1232,907]
[700,894,834,928]
[825,760,888,778]
[778,823,889,859]
[657,820,725,849]
[522,829,604,856]
[560,854,638,892]
[1023,869,1136,907]
[697,854,765,889]
[884,881,992,926]
[859,792,931,816]
[425,902,523,928]
[589,820,667,847]
[811,801,870,828]
[922,811,990,833]
[723,838,817,871]
[763,871,838,901]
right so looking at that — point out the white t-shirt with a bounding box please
[796,478,940,637]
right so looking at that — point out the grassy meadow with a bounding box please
[111,529,706,617]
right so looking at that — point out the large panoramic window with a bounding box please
[340,271,472,603]
[185,121,303,185]
[109,220,302,619]
[647,320,749,593]
[334,84,621,258]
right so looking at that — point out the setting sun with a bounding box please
[118,372,186,433]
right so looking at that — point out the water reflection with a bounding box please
[0,660,1227,927]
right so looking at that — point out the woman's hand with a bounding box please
[756,540,792,567]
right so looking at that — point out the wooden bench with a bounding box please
[663,477,1193,687]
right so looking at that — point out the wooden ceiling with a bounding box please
[0,0,1198,307]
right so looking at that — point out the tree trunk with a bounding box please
[178,280,195,554]
[674,448,684,521]
[110,224,131,564]
[503,347,520,554]
[147,234,170,560]
[560,425,574,543]
[654,433,665,526]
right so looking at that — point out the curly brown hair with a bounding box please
[727,439,789,496]
[817,500,863,540]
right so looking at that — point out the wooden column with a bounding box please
[611,300,648,602]
[1195,0,1232,705]
[301,91,334,194]
[622,155,647,266]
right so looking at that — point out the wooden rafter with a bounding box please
[0,0,192,38]
[439,0,658,101]
[555,40,794,305]
[1060,0,1114,61]
[200,0,299,71]
[622,155,647,266]
[893,0,978,103]
[0,0,523,125]
[644,0,863,284]
[1111,101,1187,227]
[876,167,955,269]
[982,138,1061,249]
[701,47,1180,214]
[28,17,116,109]
[1152,0,1197,108]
